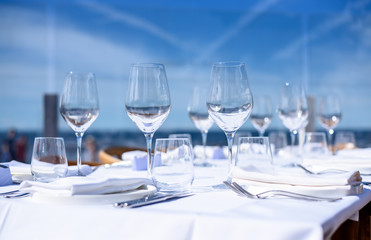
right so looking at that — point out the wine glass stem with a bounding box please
[259,130,264,137]
[75,132,84,175]
[225,131,236,175]
[328,130,335,155]
[144,133,154,177]
[290,131,296,150]
[201,130,208,163]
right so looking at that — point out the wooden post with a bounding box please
[44,94,58,137]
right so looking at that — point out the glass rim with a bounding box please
[131,62,164,68]
[34,137,64,141]
[213,61,246,67]
[66,72,95,76]
[155,137,191,142]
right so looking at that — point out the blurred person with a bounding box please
[16,135,27,163]
[1,141,12,162]
[4,129,16,160]
[83,136,98,163]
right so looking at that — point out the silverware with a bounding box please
[224,181,341,202]
[2,190,31,199]
[114,192,194,208]
[295,164,347,175]
[0,164,9,168]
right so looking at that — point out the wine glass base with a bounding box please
[193,161,214,167]
[75,170,87,177]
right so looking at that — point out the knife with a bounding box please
[113,192,194,208]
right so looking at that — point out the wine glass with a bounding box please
[277,82,308,156]
[207,61,253,176]
[125,63,171,176]
[250,96,273,136]
[60,72,99,176]
[188,87,214,167]
[317,94,341,154]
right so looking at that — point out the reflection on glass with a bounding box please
[188,87,214,167]
[60,72,99,176]
[125,63,171,176]
[207,62,253,176]
[250,96,273,136]
[317,94,342,154]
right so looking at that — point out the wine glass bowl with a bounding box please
[277,82,308,150]
[188,87,214,166]
[207,61,253,174]
[317,94,342,154]
[250,96,273,136]
[125,63,171,175]
[60,72,99,176]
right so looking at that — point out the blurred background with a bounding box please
[1,0,371,162]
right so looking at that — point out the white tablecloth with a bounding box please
[0,159,370,240]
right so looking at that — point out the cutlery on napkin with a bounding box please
[303,149,371,175]
[230,165,362,198]
[19,177,153,196]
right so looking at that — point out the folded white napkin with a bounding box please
[0,165,12,186]
[19,177,152,197]
[231,164,362,198]
[193,145,227,159]
[303,149,371,174]
[5,160,93,182]
[231,165,361,187]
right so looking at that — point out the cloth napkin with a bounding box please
[231,165,362,198]
[232,165,361,187]
[193,145,227,160]
[19,176,152,197]
[4,160,93,183]
[0,165,13,186]
[303,148,371,174]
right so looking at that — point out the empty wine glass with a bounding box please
[277,82,308,157]
[188,87,214,167]
[60,72,99,176]
[125,63,171,176]
[250,96,273,136]
[317,94,342,154]
[207,61,253,176]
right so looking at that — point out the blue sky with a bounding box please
[0,0,371,132]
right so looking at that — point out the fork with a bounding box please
[224,181,341,202]
[295,164,347,175]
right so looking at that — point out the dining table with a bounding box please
[0,158,371,240]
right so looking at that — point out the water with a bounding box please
[188,111,214,132]
[60,108,99,133]
[126,105,171,133]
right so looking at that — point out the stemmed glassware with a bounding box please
[317,94,342,154]
[207,62,253,175]
[60,72,99,176]
[188,87,214,167]
[250,96,273,136]
[125,63,171,176]
[277,82,308,156]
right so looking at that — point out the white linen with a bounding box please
[19,176,152,196]
[1,162,371,240]
[303,148,371,174]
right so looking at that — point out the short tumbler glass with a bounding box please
[151,138,194,193]
[235,137,273,168]
[303,132,328,157]
[31,137,68,182]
